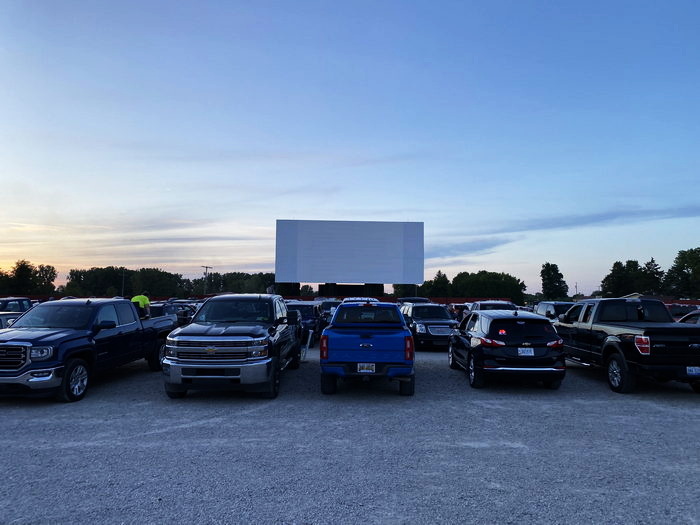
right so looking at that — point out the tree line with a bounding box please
[1,246,698,300]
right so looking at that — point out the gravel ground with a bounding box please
[1,350,699,524]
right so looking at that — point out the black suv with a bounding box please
[448,310,565,389]
[286,300,322,347]
[400,303,457,350]
[534,301,576,320]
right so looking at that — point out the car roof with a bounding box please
[207,294,280,302]
[286,301,320,305]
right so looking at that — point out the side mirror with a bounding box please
[557,314,566,322]
[95,320,117,331]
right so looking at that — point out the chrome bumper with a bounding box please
[162,357,273,385]
[0,366,63,389]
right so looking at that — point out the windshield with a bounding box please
[321,301,341,312]
[12,305,93,329]
[289,305,315,318]
[412,305,452,320]
[334,305,402,324]
[480,303,517,311]
[192,300,272,323]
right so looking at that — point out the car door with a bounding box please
[93,305,124,371]
[115,302,142,363]
[454,313,478,364]
[275,300,294,359]
[555,303,584,357]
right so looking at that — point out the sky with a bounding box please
[1,0,699,296]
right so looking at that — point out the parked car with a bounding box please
[341,297,379,303]
[400,302,457,350]
[320,301,415,396]
[0,298,176,401]
[318,299,342,333]
[556,298,700,393]
[468,300,518,312]
[0,312,18,329]
[448,310,566,389]
[397,297,432,304]
[677,310,700,325]
[286,300,322,347]
[0,297,33,313]
[162,294,302,399]
[534,301,577,320]
[449,303,472,320]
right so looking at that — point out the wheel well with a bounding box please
[66,350,94,368]
[602,345,620,363]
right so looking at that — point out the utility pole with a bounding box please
[201,266,213,296]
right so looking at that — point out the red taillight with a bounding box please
[320,335,329,360]
[479,337,506,347]
[635,335,651,355]
[404,336,414,361]
[547,338,564,348]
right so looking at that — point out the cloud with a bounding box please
[485,204,700,236]
[425,237,517,259]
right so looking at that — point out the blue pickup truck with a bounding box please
[319,301,415,396]
[0,298,176,402]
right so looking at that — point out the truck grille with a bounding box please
[0,346,27,370]
[176,351,248,360]
[428,326,452,336]
[176,340,253,348]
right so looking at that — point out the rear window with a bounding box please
[598,301,672,323]
[488,319,557,339]
[334,306,402,324]
[412,305,451,320]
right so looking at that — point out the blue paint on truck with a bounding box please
[319,301,415,396]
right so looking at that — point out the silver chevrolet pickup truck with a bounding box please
[162,294,301,399]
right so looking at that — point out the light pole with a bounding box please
[201,266,213,296]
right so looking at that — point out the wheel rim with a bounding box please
[70,365,88,396]
[468,355,475,382]
[608,359,621,387]
[448,345,453,366]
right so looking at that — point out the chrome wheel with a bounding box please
[608,359,622,388]
[468,355,475,382]
[69,364,88,397]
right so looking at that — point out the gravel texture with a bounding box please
[1,350,699,524]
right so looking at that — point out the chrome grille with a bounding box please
[0,345,27,370]
[176,340,252,348]
[428,326,452,336]
[176,350,248,360]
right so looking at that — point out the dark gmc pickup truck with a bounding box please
[0,298,176,401]
[555,298,700,393]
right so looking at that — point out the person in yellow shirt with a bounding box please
[131,291,151,318]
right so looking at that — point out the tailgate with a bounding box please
[643,325,700,360]
[326,325,408,363]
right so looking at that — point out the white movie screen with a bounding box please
[275,220,424,284]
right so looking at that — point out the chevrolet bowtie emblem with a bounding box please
[205,347,217,353]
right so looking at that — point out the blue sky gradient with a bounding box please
[2,1,699,294]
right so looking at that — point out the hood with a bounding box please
[0,328,91,345]
[172,322,270,338]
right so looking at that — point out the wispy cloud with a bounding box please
[425,237,515,259]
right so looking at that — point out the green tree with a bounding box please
[418,271,451,297]
[540,262,569,300]
[451,270,526,304]
[639,258,664,296]
[664,247,700,298]
[299,285,315,296]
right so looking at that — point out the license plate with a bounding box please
[357,363,375,373]
[518,348,535,357]
[687,366,700,376]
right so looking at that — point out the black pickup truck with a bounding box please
[0,298,176,401]
[162,294,302,399]
[555,298,700,393]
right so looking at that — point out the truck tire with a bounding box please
[321,373,337,395]
[261,360,281,399]
[57,358,90,402]
[146,341,166,372]
[467,352,486,389]
[165,385,187,399]
[448,343,460,370]
[399,376,415,396]
[606,352,636,393]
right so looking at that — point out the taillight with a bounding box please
[320,335,329,360]
[479,337,506,347]
[405,336,414,361]
[547,338,564,348]
[635,335,651,355]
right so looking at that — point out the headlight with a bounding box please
[251,337,269,346]
[166,337,178,346]
[30,346,53,360]
[250,348,268,358]
[416,324,426,334]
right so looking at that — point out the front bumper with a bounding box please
[0,366,64,394]
[162,357,274,391]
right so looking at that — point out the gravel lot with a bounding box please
[1,350,699,524]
